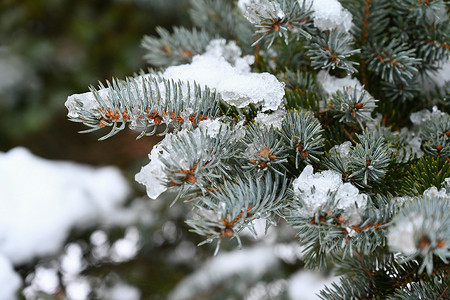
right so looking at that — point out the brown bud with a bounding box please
[185,174,197,183]
[354,102,364,109]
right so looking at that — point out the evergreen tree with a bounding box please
[65,0,449,298]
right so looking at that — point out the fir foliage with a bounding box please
[142,27,214,67]
[65,0,450,297]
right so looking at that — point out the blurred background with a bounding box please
[0,1,332,299]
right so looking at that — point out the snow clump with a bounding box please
[292,165,367,225]
[254,109,286,130]
[136,120,243,200]
[163,39,285,111]
[239,0,352,33]
[304,0,353,32]
[387,187,450,258]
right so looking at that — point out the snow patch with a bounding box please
[317,70,362,96]
[0,254,21,300]
[0,147,130,264]
[168,246,279,300]
[292,165,367,225]
[288,269,339,300]
[254,109,286,129]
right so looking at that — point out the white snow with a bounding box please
[168,246,279,300]
[305,0,353,32]
[410,106,446,126]
[317,70,363,96]
[254,109,286,129]
[66,278,91,300]
[288,269,339,300]
[387,215,420,256]
[420,61,450,93]
[387,187,450,256]
[111,227,140,262]
[66,39,284,121]
[292,165,367,225]
[135,141,171,199]
[0,254,21,300]
[423,186,450,200]
[328,141,352,170]
[0,147,130,265]
[198,118,224,138]
[164,39,285,111]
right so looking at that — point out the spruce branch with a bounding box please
[341,0,391,43]
[387,189,450,274]
[420,111,450,158]
[239,123,289,176]
[159,124,242,199]
[348,130,391,186]
[189,0,253,49]
[381,79,421,102]
[244,0,314,48]
[306,29,360,74]
[186,173,288,254]
[394,0,448,27]
[280,109,324,168]
[365,39,421,85]
[65,73,221,140]
[328,86,377,127]
[141,26,214,67]
[401,155,450,196]
[280,69,324,111]
[320,254,449,299]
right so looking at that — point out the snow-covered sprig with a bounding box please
[284,165,370,267]
[420,111,450,158]
[186,173,288,255]
[328,86,377,127]
[141,27,214,67]
[281,109,324,168]
[348,130,391,186]
[306,29,360,74]
[135,121,243,201]
[239,123,289,176]
[325,141,352,178]
[288,165,368,226]
[65,73,221,140]
[245,0,314,47]
[387,187,450,274]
